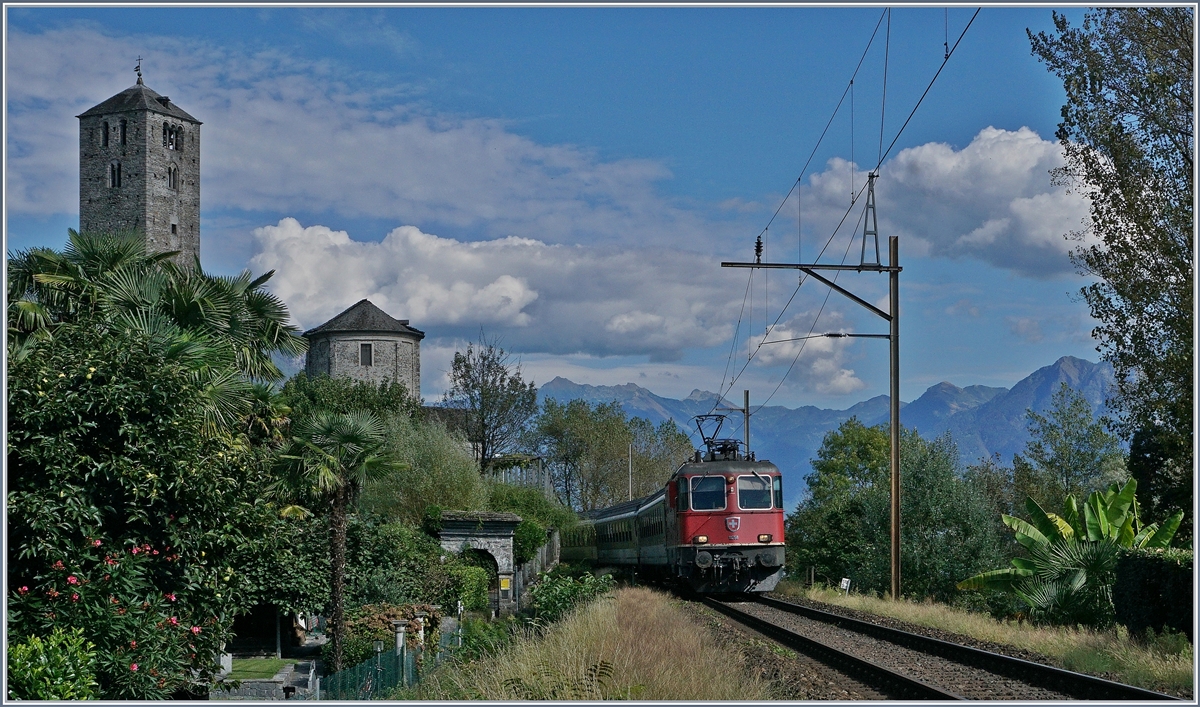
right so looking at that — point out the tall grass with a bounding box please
[775,581,1193,696]
[401,587,772,700]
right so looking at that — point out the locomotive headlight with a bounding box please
[758,534,772,543]
[694,535,708,544]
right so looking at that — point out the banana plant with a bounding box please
[958,479,1183,626]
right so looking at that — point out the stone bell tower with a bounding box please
[77,62,202,266]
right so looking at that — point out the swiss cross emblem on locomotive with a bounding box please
[726,517,741,532]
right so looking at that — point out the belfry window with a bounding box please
[359,343,373,367]
[102,122,109,147]
[120,119,127,145]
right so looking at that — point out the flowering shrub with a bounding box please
[6,324,277,698]
[6,537,230,699]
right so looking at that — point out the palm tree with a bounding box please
[8,230,308,436]
[276,411,403,671]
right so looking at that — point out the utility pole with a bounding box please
[628,443,633,501]
[722,172,902,599]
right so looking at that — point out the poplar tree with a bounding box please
[1029,9,1193,480]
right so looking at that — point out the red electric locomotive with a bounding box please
[561,415,786,593]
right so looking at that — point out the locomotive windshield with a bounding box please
[691,476,726,510]
[737,476,772,509]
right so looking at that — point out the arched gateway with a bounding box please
[438,511,521,615]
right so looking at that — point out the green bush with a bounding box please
[487,482,575,531]
[7,627,99,700]
[513,519,548,565]
[447,565,490,612]
[529,572,614,623]
[1114,547,1194,642]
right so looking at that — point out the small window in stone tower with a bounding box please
[168,165,178,190]
[359,343,373,367]
[109,161,122,188]
[163,124,168,148]
[102,122,109,147]
[120,120,127,145]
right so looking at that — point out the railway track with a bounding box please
[696,594,1181,701]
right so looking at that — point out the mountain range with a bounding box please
[539,356,1117,507]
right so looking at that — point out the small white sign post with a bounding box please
[839,577,851,596]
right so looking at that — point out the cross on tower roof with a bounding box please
[135,56,143,85]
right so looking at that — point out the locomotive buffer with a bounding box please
[721,173,904,600]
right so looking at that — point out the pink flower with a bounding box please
[131,547,139,555]
[130,640,137,648]
[165,593,176,602]
[130,663,138,672]
[93,539,102,547]
[67,575,78,585]
[190,626,202,634]
[17,586,28,595]
[53,561,65,570]
[152,550,159,555]
[46,588,60,598]
[168,616,179,626]
[71,593,80,602]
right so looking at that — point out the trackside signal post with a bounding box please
[721,173,903,599]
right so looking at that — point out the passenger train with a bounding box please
[561,415,786,593]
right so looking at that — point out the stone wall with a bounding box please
[308,334,420,395]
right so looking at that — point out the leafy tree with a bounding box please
[6,321,275,697]
[786,418,887,586]
[1029,9,1193,475]
[1127,423,1193,542]
[958,479,1183,626]
[1012,383,1126,510]
[530,399,691,510]
[358,415,489,525]
[274,411,402,671]
[787,420,1005,602]
[442,337,538,471]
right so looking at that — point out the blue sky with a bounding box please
[5,5,1101,409]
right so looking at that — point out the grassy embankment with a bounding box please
[394,586,771,700]
[774,580,1193,696]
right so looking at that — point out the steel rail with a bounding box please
[756,595,1182,701]
[697,595,963,700]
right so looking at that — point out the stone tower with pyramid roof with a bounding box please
[77,68,202,265]
[303,299,425,396]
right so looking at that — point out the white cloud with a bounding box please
[252,218,743,360]
[252,217,867,395]
[1006,316,1044,343]
[4,25,718,250]
[793,127,1092,277]
[745,311,866,395]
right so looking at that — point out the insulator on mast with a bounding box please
[754,234,764,263]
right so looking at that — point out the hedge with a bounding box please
[1113,547,1193,642]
